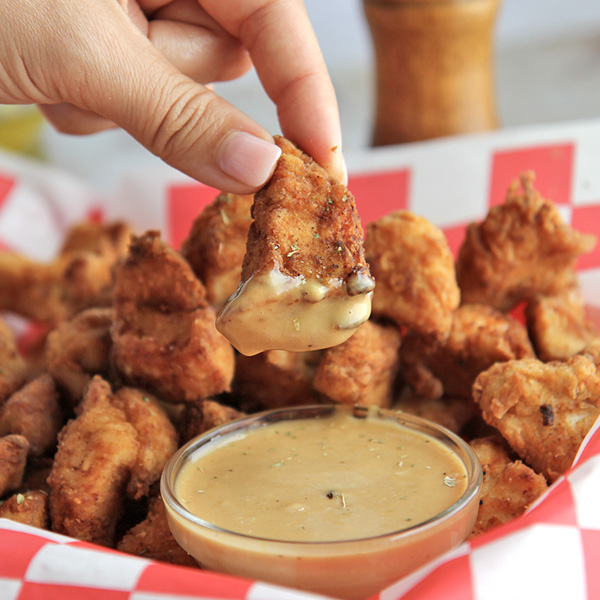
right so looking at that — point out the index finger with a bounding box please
[200,0,344,182]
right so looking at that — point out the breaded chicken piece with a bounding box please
[47,377,139,546]
[394,389,476,435]
[401,304,535,399]
[117,495,198,566]
[180,193,254,308]
[0,221,131,324]
[233,350,320,411]
[45,307,114,405]
[111,231,235,403]
[473,355,600,482]
[179,399,244,444]
[0,318,27,404]
[526,289,598,362]
[112,387,179,500]
[217,136,375,356]
[468,436,548,540]
[313,320,401,407]
[0,489,49,530]
[365,211,460,340]
[456,173,596,312]
[0,374,64,457]
[0,434,30,496]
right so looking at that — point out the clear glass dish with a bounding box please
[161,404,482,600]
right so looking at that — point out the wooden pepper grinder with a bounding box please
[363,0,501,145]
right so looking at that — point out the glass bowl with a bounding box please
[161,405,482,600]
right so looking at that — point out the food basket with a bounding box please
[1,118,600,600]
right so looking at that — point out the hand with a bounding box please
[0,0,344,193]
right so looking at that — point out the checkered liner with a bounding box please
[1,119,600,600]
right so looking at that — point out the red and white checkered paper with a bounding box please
[1,119,600,600]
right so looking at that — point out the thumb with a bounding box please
[75,8,281,193]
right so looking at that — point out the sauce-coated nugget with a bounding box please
[217,136,375,356]
[0,434,30,496]
[0,374,64,457]
[117,495,198,567]
[456,173,596,312]
[365,211,459,339]
[473,355,600,482]
[468,436,548,540]
[180,193,254,308]
[401,304,535,399]
[0,489,49,530]
[0,318,27,404]
[313,320,401,408]
[233,350,320,411]
[48,377,139,546]
[113,387,179,500]
[111,231,235,403]
[45,307,114,405]
[0,221,131,324]
[526,289,598,362]
[180,399,245,444]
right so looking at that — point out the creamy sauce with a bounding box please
[175,410,467,542]
[215,268,373,356]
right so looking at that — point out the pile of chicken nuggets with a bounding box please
[0,136,599,566]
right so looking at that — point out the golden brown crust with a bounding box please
[473,355,600,482]
[0,374,64,457]
[111,231,235,403]
[180,193,254,308]
[400,304,535,399]
[117,495,198,567]
[468,436,548,540]
[179,399,245,445]
[0,434,30,496]
[233,350,320,411]
[526,289,598,362]
[456,173,596,312]
[365,211,460,339]
[313,320,401,407]
[47,377,139,546]
[0,318,27,405]
[0,221,131,324]
[0,489,49,530]
[242,136,373,289]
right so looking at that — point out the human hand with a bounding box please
[0,0,344,193]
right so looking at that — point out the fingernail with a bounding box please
[219,131,282,188]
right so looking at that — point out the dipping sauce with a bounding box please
[162,406,482,600]
[215,267,373,356]
[176,408,466,541]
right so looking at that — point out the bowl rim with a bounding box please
[160,403,483,547]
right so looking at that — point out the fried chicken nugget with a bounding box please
[111,231,234,403]
[45,307,114,405]
[400,304,535,399]
[217,136,375,356]
[117,495,197,566]
[468,436,548,540]
[0,221,131,324]
[526,288,598,362]
[0,374,64,457]
[0,490,49,530]
[0,434,30,496]
[313,320,401,408]
[112,387,178,500]
[180,193,254,308]
[179,399,245,444]
[233,350,320,411]
[365,211,460,339]
[456,173,596,312]
[473,355,600,482]
[0,317,27,404]
[47,376,139,546]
